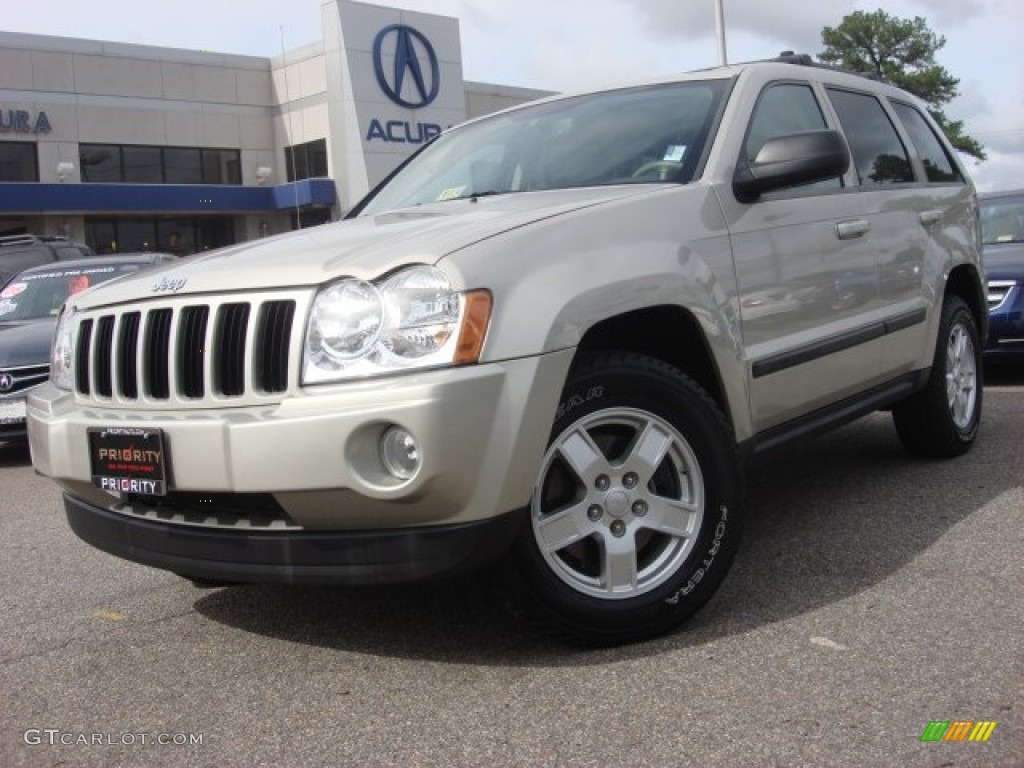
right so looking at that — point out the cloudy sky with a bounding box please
[5,0,1022,191]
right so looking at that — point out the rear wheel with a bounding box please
[509,352,743,645]
[893,296,982,458]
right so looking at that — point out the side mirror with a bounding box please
[733,129,850,202]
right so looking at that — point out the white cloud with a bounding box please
[1,0,1021,190]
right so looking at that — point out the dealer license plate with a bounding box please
[88,427,167,496]
[0,399,26,425]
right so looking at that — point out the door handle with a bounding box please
[919,210,943,225]
[836,219,870,239]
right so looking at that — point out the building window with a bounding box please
[285,139,328,182]
[164,148,202,184]
[79,144,241,184]
[122,145,162,183]
[80,145,123,182]
[202,149,241,185]
[0,142,39,181]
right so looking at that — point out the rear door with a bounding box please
[823,88,963,378]
[720,80,882,433]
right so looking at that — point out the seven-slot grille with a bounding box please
[73,296,301,406]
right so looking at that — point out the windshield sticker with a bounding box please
[68,275,91,295]
[26,266,117,282]
[1,282,27,299]
[663,145,687,163]
[436,186,467,202]
[0,300,16,317]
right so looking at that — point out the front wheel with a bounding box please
[893,295,983,458]
[509,353,743,645]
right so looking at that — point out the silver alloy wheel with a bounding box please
[531,407,704,600]
[946,321,978,429]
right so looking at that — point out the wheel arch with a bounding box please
[945,263,989,344]
[573,305,734,430]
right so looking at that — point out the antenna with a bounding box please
[280,25,302,230]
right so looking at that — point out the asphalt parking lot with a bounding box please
[2,365,1021,768]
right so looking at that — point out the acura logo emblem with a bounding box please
[0,373,13,392]
[373,24,440,109]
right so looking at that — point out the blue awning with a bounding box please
[0,179,336,213]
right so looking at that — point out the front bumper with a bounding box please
[29,350,572,538]
[64,492,525,584]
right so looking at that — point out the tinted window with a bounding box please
[891,102,961,183]
[85,216,236,255]
[827,89,913,185]
[80,144,122,182]
[164,148,203,184]
[202,149,242,185]
[0,142,38,181]
[745,83,828,159]
[285,139,328,182]
[742,82,841,193]
[123,146,163,183]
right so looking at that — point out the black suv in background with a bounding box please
[0,235,95,287]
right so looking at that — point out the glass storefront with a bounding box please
[84,216,236,255]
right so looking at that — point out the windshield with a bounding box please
[0,263,146,322]
[357,80,728,215]
[980,194,1024,245]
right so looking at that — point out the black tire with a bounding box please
[893,296,983,458]
[508,352,744,645]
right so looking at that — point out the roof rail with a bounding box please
[768,51,880,81]
[773,51,815,66]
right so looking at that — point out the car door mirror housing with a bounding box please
[733,129,850,202]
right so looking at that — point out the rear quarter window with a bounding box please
[890,101,962,183]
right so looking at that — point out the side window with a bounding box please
[891,102,962,183]
[744,82,841,192]
[827,88,913,185]
[745,83,828,160]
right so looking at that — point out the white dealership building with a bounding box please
[0,0,549,254]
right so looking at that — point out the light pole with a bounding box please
[714,0,728,65]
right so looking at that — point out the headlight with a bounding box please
[303,265,491,384]
[50,303,75,391]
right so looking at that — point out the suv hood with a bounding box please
[70,186,661,308]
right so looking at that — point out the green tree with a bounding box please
[819,9,985,161]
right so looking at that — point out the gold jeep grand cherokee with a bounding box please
[28,55,986,644]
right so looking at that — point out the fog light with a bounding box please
[380,426,421,480]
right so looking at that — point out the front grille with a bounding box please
[0,363,50,396]
[987,280,1016,311]
[72,293,306,408]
